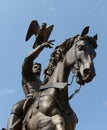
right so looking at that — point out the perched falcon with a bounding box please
[25,20,54,48]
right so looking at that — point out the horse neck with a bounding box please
[48,59,71,104]
[48,59,70,83]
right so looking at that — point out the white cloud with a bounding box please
[104,101,107,108]
[49,6,55,12]
[40,0,56,14]
[0,89,15,96]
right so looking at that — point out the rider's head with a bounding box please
[32,62,41,77]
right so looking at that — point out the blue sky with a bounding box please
[0,0,107,130]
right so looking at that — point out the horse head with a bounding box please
[65,26,98,85]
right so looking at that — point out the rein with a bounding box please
[68,75,82,100]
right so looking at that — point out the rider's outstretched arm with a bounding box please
[26,40,54,61]
[22,40,54,78]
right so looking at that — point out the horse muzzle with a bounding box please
[76,63,96,85]
[82,68,96,82]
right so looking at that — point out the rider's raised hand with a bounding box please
[43,40,55,48]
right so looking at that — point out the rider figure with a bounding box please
[7,41,54,130]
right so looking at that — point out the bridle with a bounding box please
[68,36,83,100]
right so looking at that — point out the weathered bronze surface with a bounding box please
[5,20,98,130]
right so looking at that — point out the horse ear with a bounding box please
[93,33,98,40]
[80,26,89,36]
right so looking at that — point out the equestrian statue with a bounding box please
[4,20,98,130]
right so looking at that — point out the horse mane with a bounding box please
[43,35,78,83]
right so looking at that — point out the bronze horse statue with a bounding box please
[21,26,97,130]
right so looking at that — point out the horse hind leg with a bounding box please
[52,114,65,130]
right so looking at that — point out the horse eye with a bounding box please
[78,45,85,51]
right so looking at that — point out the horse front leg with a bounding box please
[52,114,65,130]
[22,111,65,130]
[32,113,65,130]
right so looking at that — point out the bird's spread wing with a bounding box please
[43,25,54,43]
[25,20,40,41]
[33,23,47,48]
